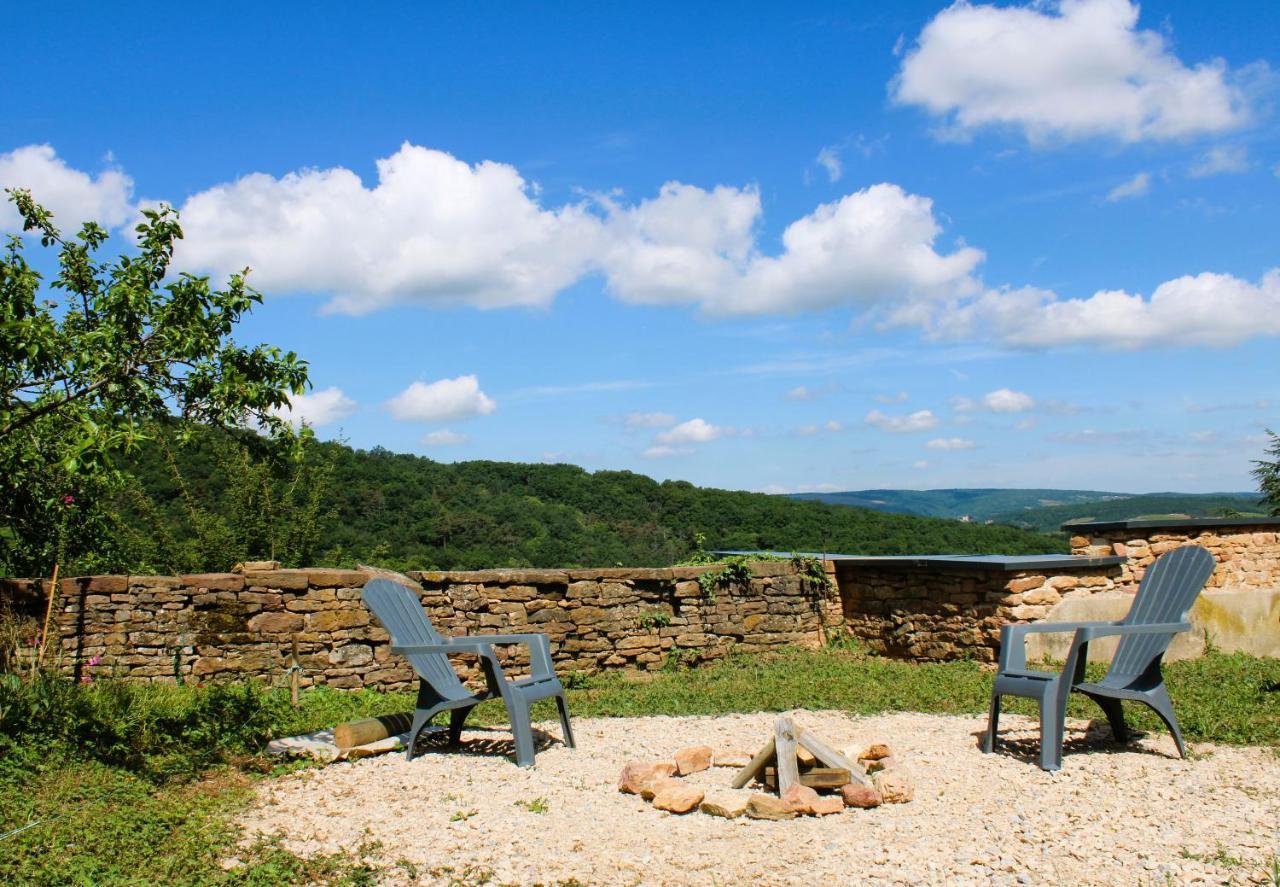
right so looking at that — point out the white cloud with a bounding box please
[983,388,1036,413]
[600,182,984,316]
[656,418,728,445]
[864,409,940,433]
[1189,145,1250,177]
[760,482,840,494]
[1105,171,1151,202]
[171,142,603,314]
[926,437,976,450]
[796,420,843,436]
[913,460,931,470]
[892,0,1259,144]
[815,146,843,183]
[624,411,678,430]
[786,382,840,401]
[950,270,1280,349]
[385,375,496,422]
[421,429,467,446]
[874,391,909,404]
[270,386,357,429]
[953,388,1036,413]
[0,144,135,232]
[641,444,693,459]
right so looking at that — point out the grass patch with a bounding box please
[2,649,1278,884]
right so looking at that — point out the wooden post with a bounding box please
[795,724,871,786]
[289,636,300,707]
[730,737,776,789]
[37,564,60,668]
[774,716,800,794]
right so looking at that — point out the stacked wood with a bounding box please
[731,716,872,795]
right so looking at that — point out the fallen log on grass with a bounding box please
[334,712,416,749]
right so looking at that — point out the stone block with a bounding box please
[247,612,304,634]
[181,574,245,592]
[307,610,369,632]
[243,570,309,590]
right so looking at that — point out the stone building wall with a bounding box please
[0,562,841,690]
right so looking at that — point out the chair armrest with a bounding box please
[1072,622,1191,642]
[999,621,1121,671]
[395,633,556,680]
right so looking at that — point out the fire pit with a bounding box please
[618,715,914,819]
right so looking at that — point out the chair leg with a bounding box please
[405,707,434,762]
[1144,685,1188,759]
[1088,694,1129,744]
[1038,695,1064,772]
[982,691,1001,753]
[448,705,475,746]
[555,694,575,749]
[503,693,537,767]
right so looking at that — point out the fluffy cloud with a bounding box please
[926,437,976,449]
[874,391,909,404]
[600,182,984,316]
[421,430,468,446]
[892,0,1258,144]
[270,386,357,429]
[952,389,1036,413]
[1105,171,1151,202]
[172,143,602,314]
[0,144,134,232]
[864,409,939,433]
[655,418,728,445]
[385,375,496,422]
[786,383,840,401]
[950,270,1280,349]
[624,411,677,430]
[1189,145,1250,177]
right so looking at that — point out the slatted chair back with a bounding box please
[1107,545,1215,683]
[362,579,468,698]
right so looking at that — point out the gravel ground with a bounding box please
[240,711,1280,886]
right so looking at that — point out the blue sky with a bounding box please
[3,0,1277,494]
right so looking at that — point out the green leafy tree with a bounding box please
[0,190,309,575]
[1253,429,1280,516]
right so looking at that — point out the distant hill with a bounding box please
[116,429,1068,573]
[989,493,1266,533]
[787,488,1264,532]
[788,488,1122,521]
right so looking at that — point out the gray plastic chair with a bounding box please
[361,578,575,767]
[982,544,1215,771]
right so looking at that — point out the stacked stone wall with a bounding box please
[0,562,841,690]
[1069,523,1279,592]
[836,563,1124,662]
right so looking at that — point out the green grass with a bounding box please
[2,649,1278,885]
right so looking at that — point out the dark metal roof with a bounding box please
[711,551,1126,572]
[1064,516,1280,532]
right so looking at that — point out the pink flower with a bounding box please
[61,495,75,505]
[86,654,102,668]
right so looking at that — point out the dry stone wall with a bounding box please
[835,559,1125,662]
[0,562,841,690]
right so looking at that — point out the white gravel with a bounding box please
[240,711,1280,886]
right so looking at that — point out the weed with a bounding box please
[514,796,549,814]
[450,808,479,822]
[637,610,671,630]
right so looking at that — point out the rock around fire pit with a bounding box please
[617,716,915,819]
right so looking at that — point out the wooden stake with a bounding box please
[774,716,800,794]
[795,724,871,786]
[289,636,300,707]
[37,564,60,668]
[730,737,776,789]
